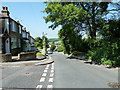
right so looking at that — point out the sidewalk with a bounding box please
[0,55,54,67]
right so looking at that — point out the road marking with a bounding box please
[47,85,53,88]
[40,77,45,82]
[51,67,54,69]
[49,78,53,82]
[45,67,49,70]
[51,70,54,73]
[50,73,54,77]
[42,73,47,77]
[36,85,43,88]
[44,70,48,72]
[46,64,50,68]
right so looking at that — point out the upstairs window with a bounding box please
[11,21,16,32]
[5,19,9,33]
[19,25,22,34]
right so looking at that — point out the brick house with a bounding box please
[0,7,36,55]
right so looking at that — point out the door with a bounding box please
[5,38,10,53]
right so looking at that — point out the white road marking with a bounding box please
[40,77,45,82]
[46,64,50,68]
[36,85,43,88]
[44,70,48,72]
[51,67,54,69]
[45,67,49,70]
[50,73,54,77]
[42,73,47,77]
[51,70,54,73]
[49,78,53,82]
[47,85,53,88]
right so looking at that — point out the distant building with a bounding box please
[0,7,36,55]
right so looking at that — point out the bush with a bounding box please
[56,45,65,52]
[50,44,56,52]
[72,51,83,56]
[36,52,45,56]
[102,60,113,66]
[11,48,21,56]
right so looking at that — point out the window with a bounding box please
[11,21,16,32]
[11,38,17,49]
[18,39,21,47]
[5,19,9,33]
[22,31,27,38]
[19,25,22,34]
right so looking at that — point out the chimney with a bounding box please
[1,7,10,17]
[17,21,20,23]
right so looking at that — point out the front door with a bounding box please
[5,38,10,53]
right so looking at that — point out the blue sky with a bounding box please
[1,2,59,39]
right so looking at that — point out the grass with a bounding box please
[36,52,45,56]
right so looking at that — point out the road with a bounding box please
[1,62,54,89]
[52,52,118,88]
[0,52,118,89]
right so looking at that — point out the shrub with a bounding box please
[50,44,56,52]
[102,60,113,66]
[56,45,65,52]
[11,48,21,56]
[72,51,83,56]
[36,52,45,56]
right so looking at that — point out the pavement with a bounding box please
[0,55,54,67]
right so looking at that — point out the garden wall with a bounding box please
[18,52,36,60]
[0,53,12,62]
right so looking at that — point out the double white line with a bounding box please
[36,63,54,88]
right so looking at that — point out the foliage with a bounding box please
[50,42,56,51]
[56,44,65,52]
[11,48,21,56]
[86,19,120,67]
[36,52,45,56]
[34,37,43,49]
[44,2,120,67]
[42,36,49,48]
[72,51,83,56]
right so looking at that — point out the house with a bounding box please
[0,7,11,54]
[0,7,36,55]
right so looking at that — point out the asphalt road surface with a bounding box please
[52,52,118,88]
[0,52,118,89]
[1,62,54,89]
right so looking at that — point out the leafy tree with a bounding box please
[50,42,56,52]
[44,2,110,54]
[34,37,43,49]
[41,35,49,55]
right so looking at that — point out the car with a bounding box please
[47,50,53,54]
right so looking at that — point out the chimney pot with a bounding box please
[1,7,9,17]
[2,7,8,10]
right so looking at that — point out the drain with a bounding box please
[107,82,120,88]
[24,72,32,75]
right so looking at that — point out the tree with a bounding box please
[44,2,110,39]
[50,41,56,52]
[34,37,43,49]
[44,2,110,53]
[41,35,49,55]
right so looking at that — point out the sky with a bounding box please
[1,2,60,39]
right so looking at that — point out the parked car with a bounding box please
[47,50,53,54]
